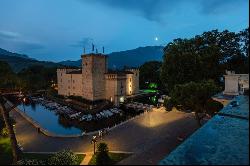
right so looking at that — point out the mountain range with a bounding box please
[0,46,164,72]
[0,48,62,72]
[59,46,164,69]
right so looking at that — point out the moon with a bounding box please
[155,37,158,41]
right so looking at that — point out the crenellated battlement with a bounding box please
[57,68,81,73]
[57,50,140,106]
[81,53,108,59]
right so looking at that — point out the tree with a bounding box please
[165,80,220,126]
[96,142,111,165]
[160,28,248,92]
[227,28,249,73]
[0,61,19,91]
[0,95,20,164]
[139,61,162,89]
[48,149,79,165]
[205,98,224,116]
[17,65,57,92]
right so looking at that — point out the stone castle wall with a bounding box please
[126,69,140,95]
[57,54,140,105]
[57,69,83,96]
[82,54,108,101]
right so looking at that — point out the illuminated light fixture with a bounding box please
[119,96,124,103]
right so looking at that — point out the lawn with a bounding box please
[88,152,131,165]
[0,137,85,165]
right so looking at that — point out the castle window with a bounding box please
[130,78,132,82]
[130,84,131,87]
[130,91,132,94]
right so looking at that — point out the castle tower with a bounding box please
[81,53,108,101]
[125,68,140,95]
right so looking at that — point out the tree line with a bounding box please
[161,28,249,92]
[0,61,57,93]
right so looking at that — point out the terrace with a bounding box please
[159,95,249,165]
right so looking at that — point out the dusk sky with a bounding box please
[0,0,249,62]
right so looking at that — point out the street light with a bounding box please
[22,97,26,112]
[91,135,97,154]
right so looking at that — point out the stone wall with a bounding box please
[105,74,126,105]
[57,69,83,96]
[223,72,249,95]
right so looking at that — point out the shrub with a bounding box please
[163,98,173,111]
[205,99,224,116]
[96,143,111,165]
[17,159,45,165]
[48,149,79,165]
[1,127,8,137]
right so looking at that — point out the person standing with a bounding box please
[98,130,101,138]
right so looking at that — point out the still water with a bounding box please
[17,103,83,135]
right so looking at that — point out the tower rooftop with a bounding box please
[81,53,108,58]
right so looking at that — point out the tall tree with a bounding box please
[160,28,248,92]
[165,80,220,126]
[0,95,20,164]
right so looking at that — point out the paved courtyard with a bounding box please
[10,107,199,165]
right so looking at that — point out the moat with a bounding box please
[17,103,83,135]
[6,93,158,136]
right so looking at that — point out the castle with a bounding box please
[57,53,139,106]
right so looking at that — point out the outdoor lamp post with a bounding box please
[91,135,97,154]
[22,97,26,112]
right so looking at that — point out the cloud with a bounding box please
[199,0,248,15]
[0,30,20,40]
[70,37,94,48]
[0,30,44,51]
[82,0,182,22]
[82,0,248,22]
[17,41,45,51]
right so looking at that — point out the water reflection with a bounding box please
[30,102,36,111]
[17,103,83,135]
